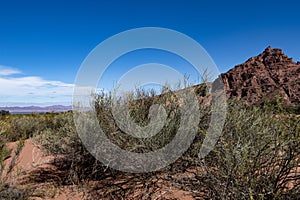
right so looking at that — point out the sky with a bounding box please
[0,0,300,106]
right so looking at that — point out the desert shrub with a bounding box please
[0,122,29,200]
[6,115,46,141]
[260,97,300,115]
[285,105,300,115]
[1,113,63,142]
[184,101,300,199]
[94,88,183,153]
[34,111,112,184]
[34,87,185,188]
[0,110,10,117]
[32,89,299,199]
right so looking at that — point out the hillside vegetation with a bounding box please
[0,88,299,199]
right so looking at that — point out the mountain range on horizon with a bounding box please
[1,46,299,113]
[0,105,72,113]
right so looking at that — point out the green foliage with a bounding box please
[94,88,182,153]
[0,110,10,116]
[260,97,300,115]
[1,113,60,142]
[0,86,299,199]
[33,88,300,199]
[185,101,300,199]
[0,124,28,200]
[285,105,300,115]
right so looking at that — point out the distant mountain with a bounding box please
[221,46,300,106]
[0,105,72,113]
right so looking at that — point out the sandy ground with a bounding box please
[3,139,197,200]
[6,138,298,199]
[4,139,84,200]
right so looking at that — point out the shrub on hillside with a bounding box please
[182,101,300,199]
[30,91,300,199]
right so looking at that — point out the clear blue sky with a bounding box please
[0,0,300,106]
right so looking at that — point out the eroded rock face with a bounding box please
[221,46,300,105]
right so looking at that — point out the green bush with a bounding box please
[0,122,28,200]
[183,101,300,199]
[1,113,60,142]
[36,88,300,199]
[0,110,10,116]
[2,87,298,199]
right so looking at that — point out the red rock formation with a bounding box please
[221,46,300,105]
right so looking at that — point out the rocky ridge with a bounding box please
[220,46,300,105]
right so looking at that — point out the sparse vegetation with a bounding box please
[183,101,300,199]
[0,86,299,199]
[0,110,10,117]
[0,122,28,200]
[1,112,60,142]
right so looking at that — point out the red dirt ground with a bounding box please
[4,139,197,200]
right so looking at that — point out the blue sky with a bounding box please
[0,0,300,106]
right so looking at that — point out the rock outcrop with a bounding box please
[221,46,300,105]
